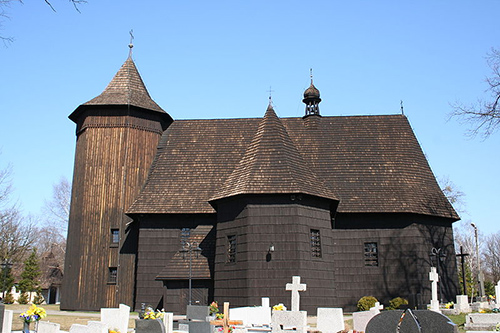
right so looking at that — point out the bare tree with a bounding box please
[482,231,500,283]
[439,176,466,215]
[42,176,71,236]
[451,48,500,138]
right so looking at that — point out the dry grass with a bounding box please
[5,304,136,331]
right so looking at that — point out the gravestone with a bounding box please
[496,280,500,307]
[429,267,441,313]
[100,303,130,333]
[316,308,344,333]
[271,311,307,333]
[37,321,61,333]
[210,302,244,333]
[0,303,4,332]
[285,276,306,312]
[231,297,272,327]
[365,310,458,333]
[87,321,108,333]
[163,312,174,333]
[182,305,211,333]
[352,309,379,332]
[2,309,13,333]
[464,313,500,331]
[136,318,166,333]
[69,324,91,333]
[455,295,471,313]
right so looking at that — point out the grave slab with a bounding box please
[464,313,500,331]
[37,321,61,333]
[69,324,91,333]
[455,295,471,313]
[271,311,307,333]
[365,310,458,333]
[316,308,344,333]
[2,309,13,333]
[87,321,108,333]
[352,310,378,332]
[163,312,174,333]
[136,318,166,333]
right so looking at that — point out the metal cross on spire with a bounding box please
[128,29,134,58]
[310,68,313,84]
[267,86,275,106]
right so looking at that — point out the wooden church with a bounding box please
[61,53,460,313]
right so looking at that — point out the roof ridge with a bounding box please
[210,105,338,202]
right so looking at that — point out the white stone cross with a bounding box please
[286,276,307,311]
[429,267,440,312]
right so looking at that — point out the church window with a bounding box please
[227,235,237,263]
[108,267,117,284]
[110,229,119,246]
[310,229,322,258]
[364,242,379,266]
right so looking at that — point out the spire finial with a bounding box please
[400,100,404,115]
[128,29,134,58]
[310,68,313,84]
[267,86,275,107]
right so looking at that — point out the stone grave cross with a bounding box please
[429,267,440,312]
[286,276,307,311]
[210,302,243,333]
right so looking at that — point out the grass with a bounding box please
[447,313,467,333]
[5,304,136,331]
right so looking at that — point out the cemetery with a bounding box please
[1,276,500,332]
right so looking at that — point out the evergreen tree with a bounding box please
[18,248,41,294]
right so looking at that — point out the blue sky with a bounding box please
[1,1,499,233]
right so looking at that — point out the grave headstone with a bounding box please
[163,312,174,333]
[183,305,212,333]
[316,308,344,333]
[37,321,61,333]
[455,295,471,313]
[231,298,272,327]
[69,324,91,333]
[136,318,166,333]
[100,303,130,333]
[0,304,4,332]
[495,280,500,307]
[366,310,458,333]
[429,267,441,313]
[285,276,306,312]
[464,313,500,331]
[2,309,13,333]
[87,321,108,333]
[271,311,307,333]
[352,309,379,332]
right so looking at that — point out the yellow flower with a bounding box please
[273,304,285,311]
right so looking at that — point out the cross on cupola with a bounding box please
[303,68,322,117]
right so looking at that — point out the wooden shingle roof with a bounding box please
[210,104,338,202]
[128,112,458,220]
[80,57,164,113]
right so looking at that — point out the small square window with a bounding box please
[310,229,322,258]
[227,235,236,263]
[108,267,117,284]
[364,242,379,267]
[110,229,119,246]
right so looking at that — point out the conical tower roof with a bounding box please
[81,57,164,113]
[210,102,338,202]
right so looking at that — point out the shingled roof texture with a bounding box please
[128,113,458,220]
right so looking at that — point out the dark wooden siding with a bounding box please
[61,110,164,311]
[213,195,337,312]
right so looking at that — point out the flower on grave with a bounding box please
[273,303,285,311]
[217,325,234,333]
[216,313,224,319]
[19,304,47,323]
[143,306,165,320]
[445,302,454,309]
[109,329,120,333]
[489,295,496,300]
[495,322,500,332]
[209,301,219,315]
